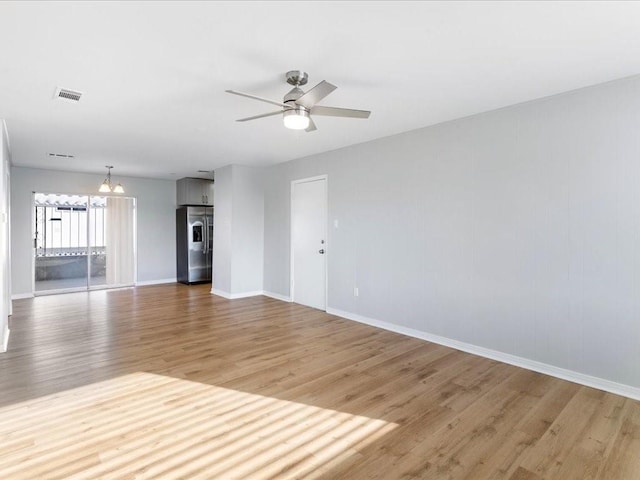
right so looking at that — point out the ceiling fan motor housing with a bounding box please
[284,87,305,107]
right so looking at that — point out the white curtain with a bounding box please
[105,197,135,286]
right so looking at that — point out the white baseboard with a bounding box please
[135,278,177,286]
[262,291,292,302]
[1,324,9,353]
[211,288,232,299]
[211,289,263,300]
[211,289,291,301]
[326,307,640,402]
[11,293,34,300]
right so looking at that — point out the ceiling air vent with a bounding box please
[54,87,83,102]
[48,153,75,159]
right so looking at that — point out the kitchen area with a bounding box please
[176,177,214,285]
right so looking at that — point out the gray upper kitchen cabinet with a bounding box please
[177,177,214,206]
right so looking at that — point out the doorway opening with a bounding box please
[33,192,136,295]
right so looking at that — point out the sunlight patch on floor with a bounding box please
[0,372,397,479]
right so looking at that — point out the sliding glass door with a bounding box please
[34,193,136,295]
[34,194,89,292]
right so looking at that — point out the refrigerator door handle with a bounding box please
[203,216,208,254]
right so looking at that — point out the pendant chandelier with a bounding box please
[99,166,124,194]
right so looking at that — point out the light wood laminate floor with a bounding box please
[1,284,639,479]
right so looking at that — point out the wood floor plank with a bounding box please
[518,387,606,478]
[508,466,544,480]
[0,283,638,479]
[594,399,640,480]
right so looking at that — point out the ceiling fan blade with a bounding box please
[236,111,282,122]
[295,80,337,109]
[226,90,288,108]
[311,105,371,119]
[305,117,317,132]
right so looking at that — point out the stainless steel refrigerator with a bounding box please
[176,206,213,284]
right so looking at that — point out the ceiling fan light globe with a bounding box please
[283,109,310,130]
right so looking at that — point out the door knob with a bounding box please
[318,249,325,254]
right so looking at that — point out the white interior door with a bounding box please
[291,176,327,310]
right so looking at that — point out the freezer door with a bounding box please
[187,207,209,283]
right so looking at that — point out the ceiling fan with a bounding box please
[225,70,371,132]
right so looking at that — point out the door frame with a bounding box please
[290,174,328,310]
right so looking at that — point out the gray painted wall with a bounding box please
[213,165,264,296]
[231,165,264,294]
[10,167,177,296]
[212,165,232,294]
[263,75,640,389]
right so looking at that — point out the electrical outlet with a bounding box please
[334,219,339,228]
[354,287,359,297]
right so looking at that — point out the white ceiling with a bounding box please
[1,1,640,180]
